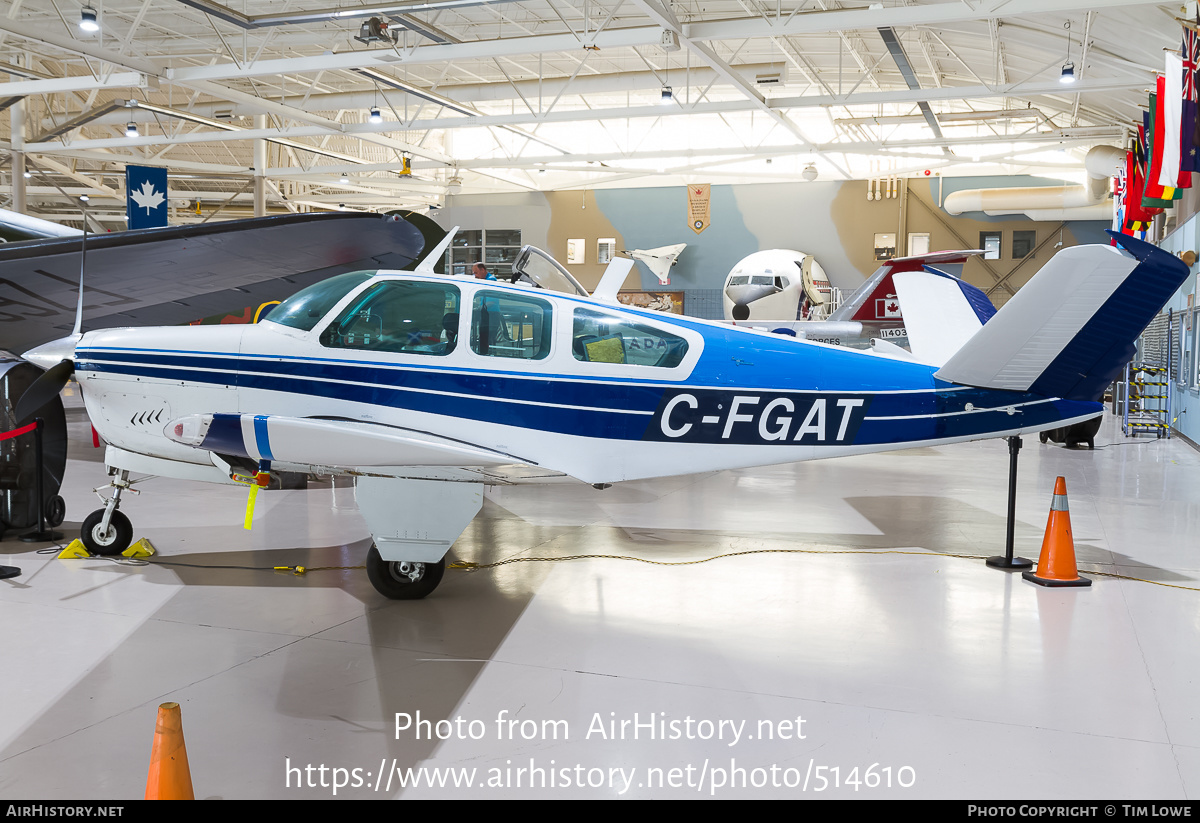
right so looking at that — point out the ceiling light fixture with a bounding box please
[79,6,99,32]
[22,171,31,179]
[801,164,818,182]
[1060,20,1075,85]
[340,173,349,184]
[369,106,382,124]
[660,85,673,104]
[125,122,139,138]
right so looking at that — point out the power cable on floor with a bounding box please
[39,542,1200,592]
[448,548,1200,591]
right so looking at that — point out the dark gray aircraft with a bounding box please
[0,210,432,355]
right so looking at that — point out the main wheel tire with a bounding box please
[81,509,133,556]
[365,545,445,600]
[45,495,66,528]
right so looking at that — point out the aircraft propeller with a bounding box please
[14,358,75,425]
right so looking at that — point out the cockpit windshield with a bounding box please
[262,271,375,331]
[511,246,589,297]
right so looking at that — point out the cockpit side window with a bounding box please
[571,308,688,368]
[263,271,375,331]
[470,290,552,360]
[319,280,460,355]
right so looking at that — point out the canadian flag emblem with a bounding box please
[876,295,902,319]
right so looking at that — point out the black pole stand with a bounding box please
[20,418,63,544]
[986,435,1034,570]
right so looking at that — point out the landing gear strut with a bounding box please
[81,469,136,556]
[365,545,445,600]
[354,476,481,600]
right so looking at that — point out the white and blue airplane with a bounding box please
[17,231,1186,600]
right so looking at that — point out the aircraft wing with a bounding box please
[167,412,541,474]
[0,212,427,354]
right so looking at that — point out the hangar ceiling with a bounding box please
[0,0,1182,224]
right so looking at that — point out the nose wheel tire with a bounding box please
[81,509,133,556]
[365,545,445,600]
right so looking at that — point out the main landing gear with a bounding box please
[365,545,446,600]
[355,476,482,601]
[81,469,137,556]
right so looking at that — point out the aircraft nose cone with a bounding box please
[725,283,779,305]
[23,334,81,370]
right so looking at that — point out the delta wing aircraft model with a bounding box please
[623,244,687,285]
[16,232,1187,601]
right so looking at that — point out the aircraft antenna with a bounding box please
[72,195,89,337]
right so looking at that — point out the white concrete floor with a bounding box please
[1,411,1198,799]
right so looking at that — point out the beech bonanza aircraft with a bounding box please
[17,231,1186,600]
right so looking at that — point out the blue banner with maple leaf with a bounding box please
[125,164,168,230]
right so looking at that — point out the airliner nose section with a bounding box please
[23,334,81,370]
[725,283,781,305]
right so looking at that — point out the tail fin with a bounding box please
[829,249,994,365]
[935,233,1188,401]
[829,249,985,323]
[892,267,995,366]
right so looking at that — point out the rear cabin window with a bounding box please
[470,291,553,360]
[319,280,460,355]
[571,308,688,368]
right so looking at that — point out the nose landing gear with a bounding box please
[80,469,138,556]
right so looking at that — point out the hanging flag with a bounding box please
[1182,20,1200,173]
[1148,82,1177,199]
[1164,53,1192,188]
[1126,149,1151,231]
[1128,143,1164,230]
[1142,109,1167,206]
[1143,102,1179,207]
[125,165,168,230]
[1112,161,1126,242]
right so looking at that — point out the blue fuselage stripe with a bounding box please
[75,349,1100,445]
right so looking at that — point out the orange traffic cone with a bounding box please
[1022,477,1091,588]
[145,702,195,800]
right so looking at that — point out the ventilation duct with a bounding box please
[943,145,1125,221]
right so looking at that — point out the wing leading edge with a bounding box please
[0,212,428,354]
